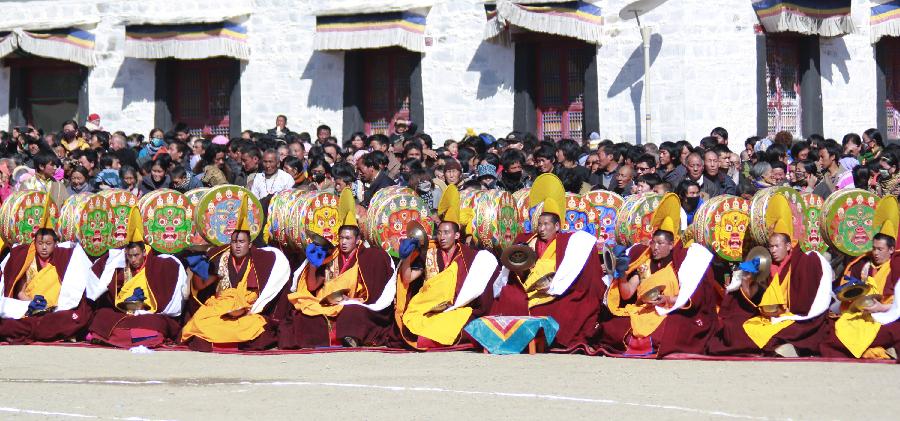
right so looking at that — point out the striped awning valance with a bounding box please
[0,28,96,67]
[125,21,250,60]
[314,10,428,52]
[484,1,603,45]
[752,0,853,37]
[871,1,900,43]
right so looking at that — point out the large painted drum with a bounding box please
[562,193,591,234]
[97,189,140,249]
[286,191,340,248]
[194,185,262,246]
[749,187,807,246]
[367,186,432,257]
[142,189,194,254]
[821,188,878,257]
[801,192,828,254]
[184,188,210,247]
[581,190,624,247]
[0,190,59,246]
[464,189,519,250]
[513,188,535,234]
[57,193,93,243]
[690,195,750,262]
[616,193,662,246]
[265,189,303,247]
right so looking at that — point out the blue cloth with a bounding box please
[95,169,121,188]
[184,254,210,281]
[306,243,327,267]
[464,316,559,355]
[612,245,629,279]
[27,295,47,315]
[126,287,146,303]
[398,238,419,259]
[738,257,761,274]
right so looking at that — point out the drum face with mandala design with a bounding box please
[692,195,750,262]
[581,190,624,247]
[183,188,210,247]
[57,193,93,244]
[464,189,520,250]
[563,193,593,235]
[97,189,140,249]
[195,186,262,246]
[78,194,114,256]
[749,187,807,246]
[0,190,59,245]
[800,193,827,254]
[513,188,537,234]
[821,188,878,257]
[289,191,339,248]
[367,186,432,257]
[616,193,662,246]
[142,190,193,253]
[265,189,301,246]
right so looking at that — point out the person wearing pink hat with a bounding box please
[211,135,229,146]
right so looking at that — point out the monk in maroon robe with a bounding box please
[278,225,400,349]
[0,229,95,344]
[87,243,187,348]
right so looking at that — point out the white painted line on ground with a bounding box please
[0,405,173,421]
[1,378,777,420]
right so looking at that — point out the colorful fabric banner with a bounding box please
[871,1,900,43]
[0,28,96,67]
[314,10,428,52]
[464,316,559,355]
[125,21,249,60]
[484,1,603,45]
[752,0,853,37]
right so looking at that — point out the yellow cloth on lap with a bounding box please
[181,262,266,344]
[114,268,158,313]
[23,263,60,309]
[743,271,795,348]
[402,261,472,346]
[289,262,364,318]
[523,240,557,308]
[835,263,892,358]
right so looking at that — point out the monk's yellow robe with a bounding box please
[181,259,266,343]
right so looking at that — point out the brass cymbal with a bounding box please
[501,243,537,273]
[745,246,772,285]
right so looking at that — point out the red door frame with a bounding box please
[531,37,588,140]
[361,48,414,136]
[171,58,234,135]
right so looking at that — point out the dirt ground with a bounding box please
[0,345,896,420]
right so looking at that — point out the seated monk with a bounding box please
[278,188,400,348]
[87,207,188,348]
[708,193,833,357]
[596,193,719,357]
[491,174,605,350]
[181,195,291,351]
[0,197,97,344]
[820,196,900,360]
[396,185,497,349]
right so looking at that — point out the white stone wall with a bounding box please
[0,0,890,149]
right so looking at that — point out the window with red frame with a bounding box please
[766,35,802,137]
[885,38,900,140]
[535,40,590,141]
[172,59,236,136]
[361,48,416,136]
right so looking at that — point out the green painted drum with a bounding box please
[801,192,828,254]
[821,188,878,257]
[367,186,432,257]
[465,189,519,250]
[581,190,624,248]
[265,189,303,247]
[0,190,59,246]
[97,190,140,249]
[194,185,262,246]
[57,193,93,243]
[184,188,210,247]
[142,190,194,254]
[76,194,115,257]
[616,193,662,246]
[691,195,750,262]
[749,187,808,246]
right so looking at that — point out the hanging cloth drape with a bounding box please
[484,1,604,45]
[752,0,853,37]
[0,28,96,67]
[125,21,250,60]
[871,1,900,43]
[314,9,429,52]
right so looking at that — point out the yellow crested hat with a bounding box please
[874,196,899,241]
[650,193,682,241]
[438,184,461,225]
[766,193,794,244]
[125,206,145,244]
[231,193,257,242]
[38,193,55,231]
[338,188,358,228]
[529,173,565,221]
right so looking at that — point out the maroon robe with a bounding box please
[0,244,91,344]
[278,245,401,349]
[594,243,719,357]
[819,252,900,358]
[396,243,496,349]
[87,252,184,348]
[184,245,292,351]
[491,232,606,350]
[707,249,828,356]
